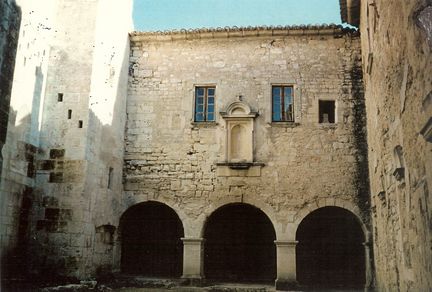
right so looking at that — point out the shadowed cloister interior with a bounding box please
[296,206,365,288]
[203,203,276,283]
[119,202,184,277]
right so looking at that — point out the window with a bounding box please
[195,86,215,122]
[108,167,114,189]
[58,93,63,102]
[272,85,294,122]
[319,100,335,123]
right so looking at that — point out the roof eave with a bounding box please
[129,24,358,42]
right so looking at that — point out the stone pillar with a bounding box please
[363,241,373,290]
[111,234,121,273]
[274,240,298,291]
[181,237,204,284]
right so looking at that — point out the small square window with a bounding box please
[272,85,294,122]
[319,100,336,123]
[194,86,216,122]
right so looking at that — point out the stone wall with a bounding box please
[27,0,132,280]
[359,0,432,291]
[125,26,370,245]
[0,0,49,281]
[0,0,132,283]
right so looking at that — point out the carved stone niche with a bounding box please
[217,100,264,176]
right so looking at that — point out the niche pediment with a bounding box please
[220,101,258,119]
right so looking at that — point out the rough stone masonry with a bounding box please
[1,0,430,291]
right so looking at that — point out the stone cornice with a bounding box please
[130,24,358,42]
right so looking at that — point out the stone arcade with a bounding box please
[0,0,431,291]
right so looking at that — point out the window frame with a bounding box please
[271,85,295,122]
[194,85,216,122]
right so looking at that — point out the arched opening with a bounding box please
[204,203,276,283]
[119,201,184,277]
[296,207,365,288]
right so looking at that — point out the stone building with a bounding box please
[0,0,430,291]
[124,25,369,290]
[341,0,432,291]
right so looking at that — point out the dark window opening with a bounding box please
[319,100,335,123]
[96,225,116,245]
[195,86,215,122]
[120,202,184,277]
[296,207,365,289]
[108,167,113,189]
[68,109,72,119]
[58,93,63,102]
[204,203,276,283]
[78,120,83,128]
[272,85,294,122]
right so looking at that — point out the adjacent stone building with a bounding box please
[0,0,431,291]
[1,0,133,283]
[341,0,432,291]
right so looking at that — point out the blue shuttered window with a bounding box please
[272,85,294,122]
[195,86,215,122]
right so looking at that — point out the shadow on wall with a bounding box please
[0,0,21,169]
[87,39,130,279]
[2,67,45,285]
[0,108,38,290]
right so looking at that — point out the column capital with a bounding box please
[181,237,205,244]
[274,240,298,247]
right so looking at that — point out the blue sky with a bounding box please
[133,0,343,31]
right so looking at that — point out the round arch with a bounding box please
[203,202,277,283]
[199,196,278,238]
[295,206,366,288]
[118,201,184,277]
[294,199,370,241]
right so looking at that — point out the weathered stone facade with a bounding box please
[124,26,370,289]
[342,0,432,291]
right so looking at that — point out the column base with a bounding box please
[275,279,299,291]
[180,276,205,287]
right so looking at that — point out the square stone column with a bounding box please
[274,240,298,291]
[181,237,204,283]
[363,241,373,290]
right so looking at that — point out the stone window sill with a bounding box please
[269,122,300,128]
[191,121,218,128]
[216,162,265,169]
[318,123,338,128]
